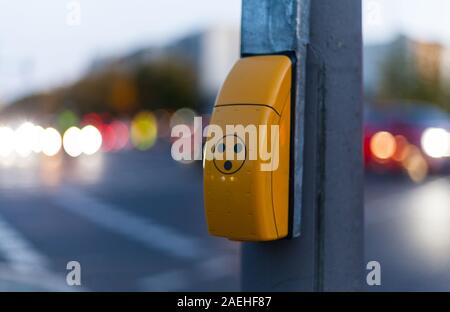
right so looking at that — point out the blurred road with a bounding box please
[0,143,239,291]
[365,175,450,291]
[0,142,449,291]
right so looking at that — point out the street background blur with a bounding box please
[0,0,449,291]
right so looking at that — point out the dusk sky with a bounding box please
[1,0,450,104]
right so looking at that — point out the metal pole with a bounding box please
[241,0,364,291]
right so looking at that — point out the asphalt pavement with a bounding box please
[365,175,450,291]
[0,143,239,291]
[0,142,449,291]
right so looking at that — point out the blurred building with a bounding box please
[89,46,167,73]
[364,35,450,97]
[89,26,240,114]
[167,27,240,111]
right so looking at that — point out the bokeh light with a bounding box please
[131,111,158,151]
[32,125,45,154]
[41,127,62,157]
[58,110,79,132]
[370,131,397,160]
[392,135,409,162]
[81,113,103,129]
[100,124,116,152]
[402,146,429,183]
[110,120,129,151]
[81,125,103,156]
[14,122,36,158]
[421,128,450,159]
[169,108,197,129]
[63,127,83,158]
[155,109,171,140]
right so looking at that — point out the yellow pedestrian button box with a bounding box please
[204,55,292,241]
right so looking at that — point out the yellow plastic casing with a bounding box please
[204,55,292,241]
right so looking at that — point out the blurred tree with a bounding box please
[1,58,200,121]
[65,71,113,115]
[377,46,450,112]
[0,91,62,122]
[134,60,199,112]
[109,72,138,115]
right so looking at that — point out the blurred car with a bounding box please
[364,101,450,181]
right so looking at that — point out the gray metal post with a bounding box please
[241,0,364,291]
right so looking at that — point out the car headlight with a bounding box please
[421,128,450,159]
